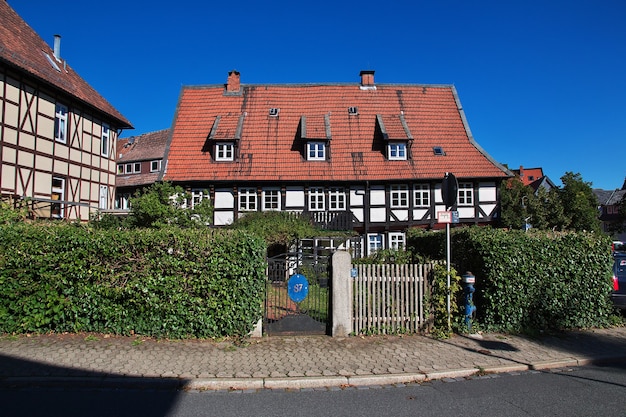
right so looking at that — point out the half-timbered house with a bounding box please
[0,1,132,220]
[162,70,511,255]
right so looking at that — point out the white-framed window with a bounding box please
[120,163,141,174]
[413,184,430,207]
[115,193,131,210]
[263,189,281,211]
[101,124,110,157]
[150,160,161,172]
[307,142,326,161]
[239,188,257,211]
[54,103,68,143]
[387,142,407,160]
[51,176,65,218]
[390,185,409,208]
[216,142,234,161]
[308,187,325,211]
[368,234,384,255]
[458,183,474,206]
[99,185,108,210]
[191,189,210,208]
[389,232,406,251]
[329,187,346,211]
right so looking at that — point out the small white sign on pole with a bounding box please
[437,211,452,224]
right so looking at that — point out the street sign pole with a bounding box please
[441,172,457,332]
[446,221,451,330]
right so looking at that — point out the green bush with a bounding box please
[452,227,614,332]
[0,223,266,338]
[407,226,615,332]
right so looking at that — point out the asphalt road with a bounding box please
[2,365,625,416]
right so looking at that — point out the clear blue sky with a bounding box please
[11,0,626,190]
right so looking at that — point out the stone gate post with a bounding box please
[332,251,352,337]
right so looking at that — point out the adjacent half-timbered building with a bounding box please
[0,1,132,220]
[115,129,169,210]
[162,70,511,255]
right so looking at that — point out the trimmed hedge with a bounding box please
[0,223,266,338]
[408,227,615,332]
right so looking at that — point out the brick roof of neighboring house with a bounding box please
[163,72,511,183]
[0,1,132,129]
[512,166,545,186]
[117,129,169,188]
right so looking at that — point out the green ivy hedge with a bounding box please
[409,227,615,332]
[0,223,266,338]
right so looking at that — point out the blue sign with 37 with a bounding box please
[288,274,309,303]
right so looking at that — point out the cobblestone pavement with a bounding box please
[0,327,625,390]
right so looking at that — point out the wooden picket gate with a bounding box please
[352,263,434,334]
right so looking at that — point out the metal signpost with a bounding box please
[441,172,458,330]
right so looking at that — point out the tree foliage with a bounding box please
[229,211,324,246]
[500,171,599,233]
[92,182,213,229]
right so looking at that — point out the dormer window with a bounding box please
[307,142,326,160]
[388,142,407,160]
[300,114,331,161]
[216,142,235,161]
[376,114,412,161]
[348,106,358,115]
[269,108,280,117]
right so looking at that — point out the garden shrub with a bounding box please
[407,226,615,332]
[0,223,266,338]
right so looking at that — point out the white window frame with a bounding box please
[368,233,384,255]
[150,160,161,172]
[308,187,325,211]
[191,189,210,209]
[99,185,108,210]
[239,188,257,212]
[458,182,474,206]
[389,232,406,251]
[387,142,407,160]
[262,189,281,211]
[134,162,141,173]
[413,184,430,208]
[115,193,131,210]
[51,176,65,218]
[54,103,68,144]
[390,185,409,208]
[328,187,346,211]
[101,124,110,157]
[216,142,234,161]
[307,142,326,161]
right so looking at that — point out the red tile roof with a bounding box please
[164,73,510,183]
[0,1,132,128]
[116,129,169,188]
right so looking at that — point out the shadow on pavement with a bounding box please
[0,354,186,417]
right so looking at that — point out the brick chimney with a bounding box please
[360,70,375,87]
[226,70,241,93]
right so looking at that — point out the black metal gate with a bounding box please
[264,247,332,336]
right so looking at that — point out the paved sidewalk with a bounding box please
[0,327,625,391]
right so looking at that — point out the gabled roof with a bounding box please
[163,72,511,183]
[117,129,169,188]
[118,129,169,163]
[594,189,626,206]
[512,166,545,186]
[0,1,132,128]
